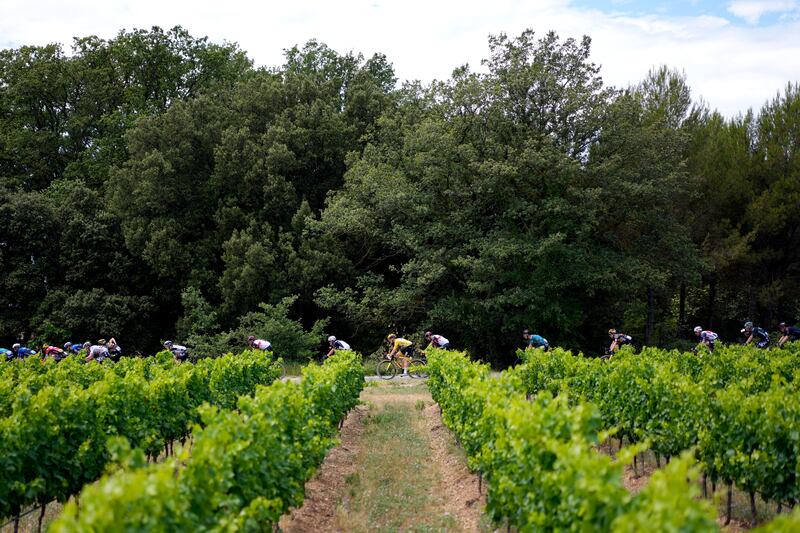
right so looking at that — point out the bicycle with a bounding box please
[376,351,428,380]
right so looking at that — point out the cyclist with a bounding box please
[777,322,800,348]
[693,326,719,353]
[1,347,13,361]
[742,321,771,348]
[85,340,110,362]
[522,329,549,351]
[607,329,632,356]
[325,335,351,358]
[163,340,189,362]
[43,344,68,361]
[248,335,272,352]
[11,343,37,359]
[386,334,414,377]
[64,342,77,354]
[424,331,451,351]
[107,338,122,362]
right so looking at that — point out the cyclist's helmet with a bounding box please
[12,343,20,350]
[163,340,173,348]
[608,329,616,335]
[694,326,702,334]
[328,335,336,343]
[779,322,787,329]
[64,342,72,350]
[424,331,432,338]
[387,333,396,342]
[82,342,91,349]
[98,339,106,346]
[248,335,255,342]
[744,321,753,329]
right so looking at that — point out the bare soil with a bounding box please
[279,405,367,532]
[422,403,487,531]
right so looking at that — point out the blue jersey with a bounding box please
[751,327,770,342]
[528,335,549,348]
[14,347,37,358]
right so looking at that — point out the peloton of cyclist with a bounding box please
[693,326,719,353]
[325,336,351,358]
[778,322,800,348]
[424,331,451,351]
[742,321,771,348]
[522,329,549,351]
[607,329,632,356]
[386,334,414,377]
[248,335,272,352]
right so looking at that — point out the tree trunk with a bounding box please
[702,473,708,498]
[645,286,655,345]
[750,491,757,525]
[708,277,717,329]
[37,503,46,533]
[725,484,732,525]
[679,283,687,329]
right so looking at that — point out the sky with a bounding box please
[1,0,799,117]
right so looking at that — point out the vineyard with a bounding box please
[4,344,800,531]
[427,344,800,532]
[0,351,363,531]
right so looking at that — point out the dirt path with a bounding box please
[280,381,487,532]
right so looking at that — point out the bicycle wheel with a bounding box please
[408,359,428,379]
[376,359,397,380]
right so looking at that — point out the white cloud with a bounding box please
[727,0,797,25]
[0,0,798,117]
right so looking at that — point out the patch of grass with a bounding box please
[334,401,457,532]
[281,360,306,376]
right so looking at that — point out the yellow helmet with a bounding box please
[608,329,616,335]
[387,333,397,341]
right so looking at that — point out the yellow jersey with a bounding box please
[392,338,412,352]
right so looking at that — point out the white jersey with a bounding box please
[89,345,109,360]
[253,339,272,351]
[431,335,449,347]
[333,340,351,350]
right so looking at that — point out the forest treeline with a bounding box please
[1,26,798,360]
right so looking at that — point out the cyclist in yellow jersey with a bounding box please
[386,333,413,377]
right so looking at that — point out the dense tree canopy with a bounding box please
[1,26,797,360]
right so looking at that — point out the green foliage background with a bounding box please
[1,26,798,361]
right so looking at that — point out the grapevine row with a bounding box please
[0,349,283,523]
[426,349,717,531]
[518,343,800,528]
[48,351,365,531]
